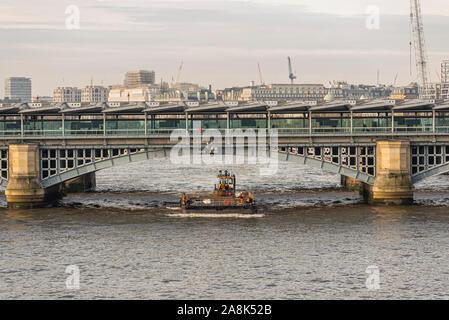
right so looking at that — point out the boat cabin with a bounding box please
[214,170,235,196]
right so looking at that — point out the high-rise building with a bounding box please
[81,85,109,103]
[124,70,155,87]
[4,77,32,102]
[442,60,449,84]
[53,87,81,102]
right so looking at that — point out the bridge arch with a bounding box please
[41,148,169,188]
[40,144,449,189]
[278,150,376,185]
[1,146,378,189]
[412,162,449,184]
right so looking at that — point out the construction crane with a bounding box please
[410,0,430,97]
[288,56,296,84]
[175,61,184,85]
[257,62,264,86]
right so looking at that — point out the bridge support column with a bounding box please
[63,172,96,193]
[5,144,61,209]
[368,141,414,205]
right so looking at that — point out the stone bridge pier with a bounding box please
[341,141,414,205]
[342,141,414,204]
[367,141,414,205]
[5,144,96,209]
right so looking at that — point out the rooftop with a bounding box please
[0,99,447,115]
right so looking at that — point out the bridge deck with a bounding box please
[0,99,448,143]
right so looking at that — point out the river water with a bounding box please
[1,159,449,299]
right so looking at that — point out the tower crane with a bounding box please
[175,61,184,85]
[288,56,296,84]
[410,0,430,97]
[257,62,265,86]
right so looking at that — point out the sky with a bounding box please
[0,0,448,97]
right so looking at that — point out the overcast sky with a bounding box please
[1,0,448,96]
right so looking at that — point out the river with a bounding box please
[1,159,449,299]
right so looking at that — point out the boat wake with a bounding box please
[166,206,182,210]
[167,213,264,218]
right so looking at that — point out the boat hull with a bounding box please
[183,204,257,212]
[180,194,257,213]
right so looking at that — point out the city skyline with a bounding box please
[1,0,449,97]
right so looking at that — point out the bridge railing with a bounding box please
[23,130,63,136]
[65,129,105,136]
[0,130,22,136]
[353,127,391,133]
[430,126,449,133]
[276,128,310,135]
[395,127,434,133]
[2,126,449,137]
[312,128,351,134]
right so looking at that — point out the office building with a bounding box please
[229,84,327,101]
[124,70,156,87]
[442,60,449,84]
[53,87,81,103]
[81,85,109,103]
[4,77,32,102]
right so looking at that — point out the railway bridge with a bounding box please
[1,98,449,208]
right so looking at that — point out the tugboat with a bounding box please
[181,170,256,212]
